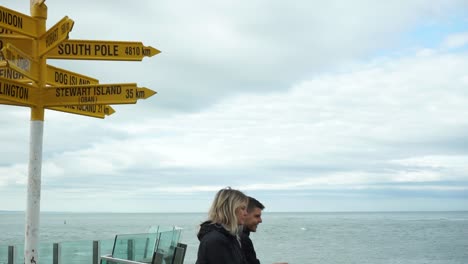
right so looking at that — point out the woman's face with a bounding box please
[236,203,248,225]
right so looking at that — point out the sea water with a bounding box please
[1,211,467,264]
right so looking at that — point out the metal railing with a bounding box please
[0,227,185,264]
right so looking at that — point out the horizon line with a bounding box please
[1,209,467,214]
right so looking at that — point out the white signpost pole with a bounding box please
[24,121,44,264]
[24,1,47,263]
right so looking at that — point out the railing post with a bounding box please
[143,237,149,259]
[93,240,100,264]
[172,243,187,264]
[152,252,164,264]
[53,243,59,264]
[7,245,14,264]
[127,239,134,261]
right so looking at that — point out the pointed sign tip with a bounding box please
[140,87,157,98]
[148,46,161,57]
[106,106,116,116]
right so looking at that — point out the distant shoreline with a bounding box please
[1,210,467,214]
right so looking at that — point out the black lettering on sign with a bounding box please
[0,10,23,29]
[55,87,92,97]
[45,28,58,48]
[79,79,90,85]
[54,72,68,84]
[0,68,24,80]
[136,90,145,98]
[94,85,121,95]
[80,96,97,103]
[78,104,96,113]
[58,43,91,55]
[125,46,140,56]
[60,22,70,34]
[94,44,118,56]
[125,89,133,99]
[0,81,29,100]
[0,28,14,34]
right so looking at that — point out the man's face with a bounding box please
[244,207,263,232]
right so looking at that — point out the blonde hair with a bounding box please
[208,187,248,236]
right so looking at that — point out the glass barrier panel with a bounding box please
[59,240,93,264]
[0,245,8,264]
[11,243,53,263]
[100,239,115,257]
[112,232,158,263]
[39,242,53,264]
[13,244,23,264]
[155,227,183,263]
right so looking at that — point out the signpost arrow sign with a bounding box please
[0,6,38,37]
[42,83,156,106]
[0,98,30,107]
[0,66,27,81]
[46,39,161,61]
[48,104,116,119]
[38,16,74,56]
[1,42,39,81]
[0,76,37,106]
[0,34,33,54]
[46,64,98,86]
[0,63,99,85]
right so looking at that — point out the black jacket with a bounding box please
[240,229,260,264]
[196,221,246,264]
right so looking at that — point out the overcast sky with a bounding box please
[1,0,467,212]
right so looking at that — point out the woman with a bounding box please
[196,187,248,264]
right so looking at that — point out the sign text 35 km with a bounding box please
[42,83,156,106]
[46,40,161,61]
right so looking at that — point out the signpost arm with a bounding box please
[24,2,46,264]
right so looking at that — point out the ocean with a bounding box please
[1,211,467,264]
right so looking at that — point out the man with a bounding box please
[241,196,264,264]
[241,197,288,264]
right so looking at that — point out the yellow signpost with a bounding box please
[42,83,156,106]
[1,2,160,263]
[38,16,74,56]
[1,42,39,81]
[47,39,161,61]
[0,34,33,54]
[0,6,38,37]
[0,66,26,81]
[48,104,115,118]
[0,76,37,106]
[46,64,98,86]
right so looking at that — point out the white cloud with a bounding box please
[443,32,468,49]
[0,164,27,186]
[1,0,468,212]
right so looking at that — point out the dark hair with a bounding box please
[247,196,265,212]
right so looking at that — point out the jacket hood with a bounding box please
[197,221,232,241]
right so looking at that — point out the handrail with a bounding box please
[100,255,147,264]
